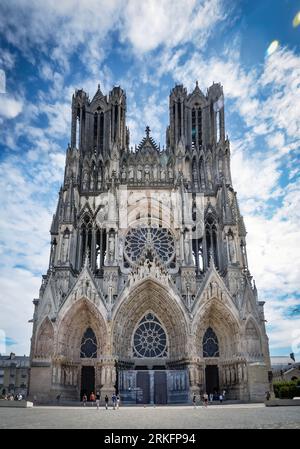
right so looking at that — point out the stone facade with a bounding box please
[29,82,271,403]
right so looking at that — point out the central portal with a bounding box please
[136,371,150,404]
[119,369,188,404]
[154,371,167,404]
[80,366,95,400]
[205,365,219,396]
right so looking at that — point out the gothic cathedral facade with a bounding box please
[29,82,271,403]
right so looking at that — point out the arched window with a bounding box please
[80,327,97,358]
[205,214,218,268]
[114,104,118,141]
[191,106,202,148]
[203,327,219,357]
[93,112,98,148]
[80,214,92,267]
[198,108,202,147]
[191,108,196,147]
[177,101,182,138]
[133,313,167,358]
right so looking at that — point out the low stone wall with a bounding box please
[0,400,33,408]
[265,399,300,407]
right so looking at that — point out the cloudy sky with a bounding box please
[0,0,299,360]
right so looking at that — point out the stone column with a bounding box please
[149,371,154,405]
[100,360,116,403]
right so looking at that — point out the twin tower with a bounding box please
[29,82,271,404]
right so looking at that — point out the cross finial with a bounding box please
[145,126,151,137]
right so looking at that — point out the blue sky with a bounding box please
[0,0,299,360]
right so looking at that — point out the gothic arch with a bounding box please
[57,298,108,362]
[192,297,241,359]
[112,279,188,359]
[244,317,263,358]
[34,317,54,358]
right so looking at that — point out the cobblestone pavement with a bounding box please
[0,404,300,429]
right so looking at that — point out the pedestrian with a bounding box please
[192,393,196,408]
[96,391,100,410]
[82,393,87,407]
[219,393,223,404]
[116,394,120,410]
[209,393,213,403]
[112,393,117,410]
[90,391,95,406]
[105,394,109,410]
[56,394,61,404]
[203,392,208,407]
[222,390,226,401]
[265,391,271,401]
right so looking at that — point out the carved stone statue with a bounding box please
[129,166,134,180]
[108,234,115,262]
[82,171,89,190]
[184,232,190,264]
[61,233,69,262]
[97,169,102,189]
[145,165,150,182]
[153,165,157,180]
[228,233,236,263]
[121,167,127,181]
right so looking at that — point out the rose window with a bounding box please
[133,313,168,358]
[124,227,175,265]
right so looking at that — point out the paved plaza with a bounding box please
[0,404,300,429]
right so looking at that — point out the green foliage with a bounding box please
[273,380,300,399]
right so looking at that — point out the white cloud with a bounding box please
[0,268,39,355]
[0,94,23,118]
[120,0,224,53]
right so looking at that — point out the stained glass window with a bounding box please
[133,313,167,358]
[124,227,175,265]
[80,327,97,358]
[202,327,219,357]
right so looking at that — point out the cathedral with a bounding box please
[29,82,272,404]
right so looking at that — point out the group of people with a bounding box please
[82,391,120,409]
[192,390,226,407]
[1,393,23,401]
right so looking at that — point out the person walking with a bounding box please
[105,394,109,410]
[222,389,226,401]
[90,391,95,406]
[209,393,213,403]
[203,392,208,407]
[219,393,223,404]
[56,394,61,405]
[192,393,196,408]
[96,391,100,410]
[82,393,87,407]
[112,393,117,410]
[116,394,120,410]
